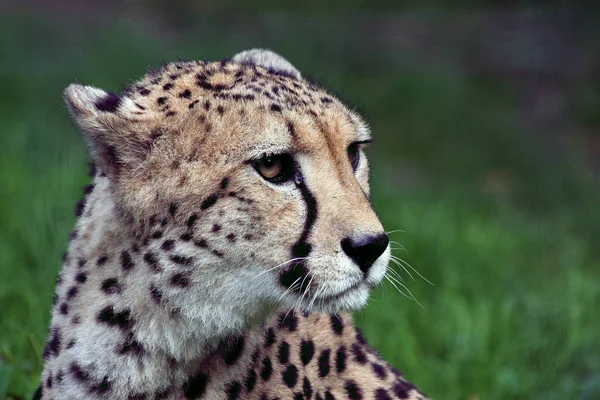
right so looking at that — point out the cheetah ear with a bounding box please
[64,84,151,178]
[232,48,301,80]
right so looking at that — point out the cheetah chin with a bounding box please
[36,49,428,400]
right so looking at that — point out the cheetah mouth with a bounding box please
[316,282,364,303]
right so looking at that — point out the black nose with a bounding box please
[341,234,389,275]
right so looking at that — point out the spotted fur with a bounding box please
[36,49,428,399]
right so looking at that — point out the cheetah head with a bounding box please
[64,49,390,344]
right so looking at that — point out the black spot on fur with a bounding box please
[318,348,331,377]
[330,314,344,335]
[59,303,68,315]
[194,238,207,248]
[287,121,296,136]
[395,380,417,398]
[372,362,387,380]
[278,311,298,331]
[279,262,309,293]
[300,340,315,365]
[244,369,257,393]
[270,104,282,112]
[221,177,229,189]
[67,286,78,300]
[97,306,132,330]
[212,224,221,232]
[179,89,192,99]
[201,193,218,210]
[101,278,120,294]
[303,377,313,399]
[216,105,224,115]
[75,272,87,283]
[375,389,392,400]
[157,97,167,105]
[224,336,245,366]
[97,255,108,266]
[180,233,192,241]
[149,284,163,303]
[121,251,134,271]
[169,202,178,216]
[163,82,174,91]
[165,111,177,117]
[170,272,191,287]
[91,376,112,395]
[351,343,367,364]
[187,214,198,227]
[170,254,193,266]
[336,346,347,373]
[119,333,145,357]
[138,87,151,96]
[161,240,175,251]
[356,328,367,346]
[264,328,276,346]
[75,197,86,217]
[70,362,90,382]
[282,365,298,388]
[260,357,272,381]
[47,326,61,358]
[292,242,312,258]
[152,231,163,239]
[32,386,42,400]
[95,92,121,112]
[225,381,242,400]
[226,233,236,242]
[83,183,95,195]
[143,252,160,271]
[278,341,290,364]
[183,371,209,399]
[345,380,363,400]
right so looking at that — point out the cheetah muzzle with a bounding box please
[36,49,428,400]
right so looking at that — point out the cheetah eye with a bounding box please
[347,140,371,171]
[253,153,295,183]
[347,143,360,171]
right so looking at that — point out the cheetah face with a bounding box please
[64,50,390,333]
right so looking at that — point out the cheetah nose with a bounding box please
[341,233,389,275]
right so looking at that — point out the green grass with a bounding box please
[1,13,599,400]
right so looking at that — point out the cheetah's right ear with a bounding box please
[64,84,152,178]
[232,48,302,80]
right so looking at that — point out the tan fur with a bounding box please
[36,49,428,399]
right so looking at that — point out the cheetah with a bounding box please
[35,49,429,400]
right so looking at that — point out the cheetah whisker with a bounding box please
[276,276,303,304]
[389,256,415,281]
[385,229,406,235]
[255,257,310,277]
[385,273,424,309]
[390,254,433,286]
[389,240,407,252]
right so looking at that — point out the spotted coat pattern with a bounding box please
[35,49,428,400]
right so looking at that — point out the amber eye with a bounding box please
[347,143,360,171]
[253,153,294,183]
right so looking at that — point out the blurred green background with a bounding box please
[1,2,599,399]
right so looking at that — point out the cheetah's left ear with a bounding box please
[232,48,301,80]
[64,84,152,178]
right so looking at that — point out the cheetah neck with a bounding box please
[43,174,272,397]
